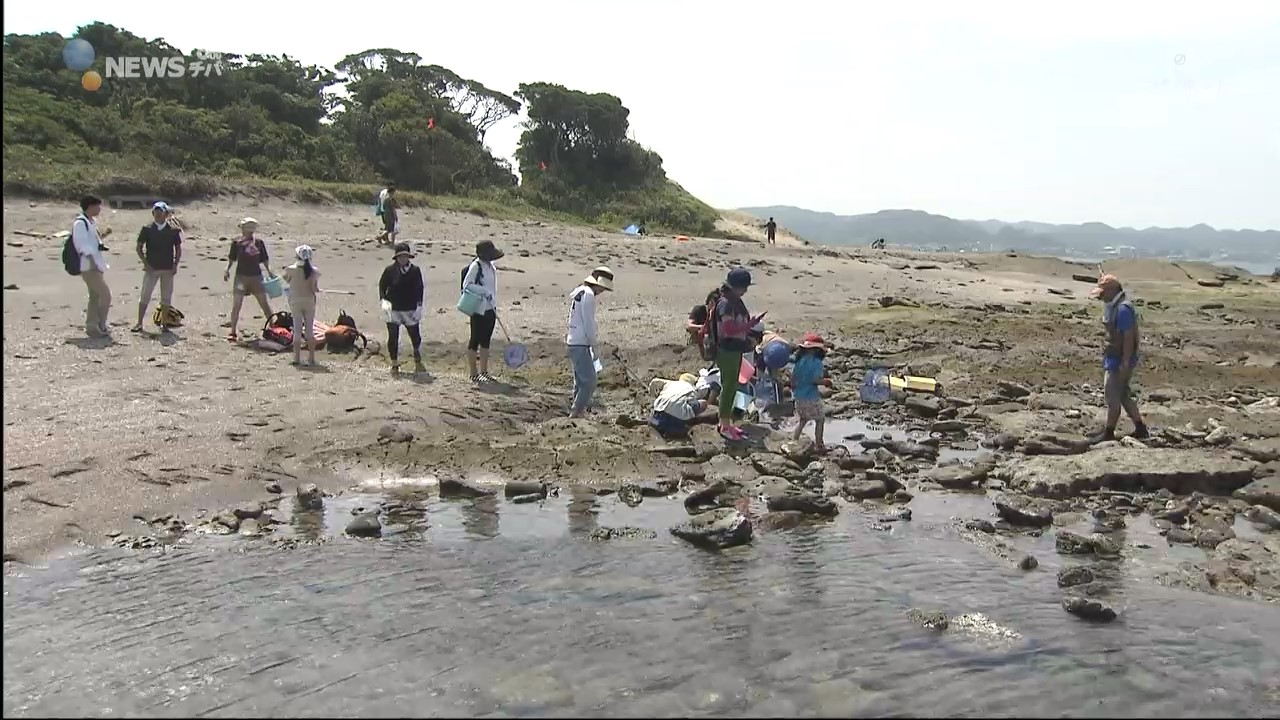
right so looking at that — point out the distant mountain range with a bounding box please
[740,206,1280,271]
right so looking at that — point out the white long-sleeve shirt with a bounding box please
[462,258,497,313]
[71,213,107,273]
[565,284,598,346]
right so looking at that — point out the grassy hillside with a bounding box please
[2,24,720,234]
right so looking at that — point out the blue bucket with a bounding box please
[262,274,284,299]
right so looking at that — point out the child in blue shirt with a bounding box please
[790,332,831,451]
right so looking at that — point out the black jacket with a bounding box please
[379,263,424,311]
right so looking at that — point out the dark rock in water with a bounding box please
[1018,554,1039,571]
[907,608,949,631]
[879,507,912,523]
[238,518,262,536]
[890,489,915,504]
[844,479,888,500]
[684,481,731,514]
[1167,527,1196,544]
[377,423,414,444]
[440,478,496,498]
[639,479,679,497]
[930,419,968,433]
[504,481,547,499]
[590,526,657,541]
[1062,596,1117,622]
[670,508,753,550]
[1194,527,1228,549]
[885,440,938,460]
[617,484,644,507]
[1234,477,1280,512]
[834,452,877,471]
[1058,565,1097,588]
[1243,504,1280,530]
[296,483,324,511]
[1154,505,1189,525]
[212,510,240,532]
[929,465,988,489]
[965,519,997,534]
[1056,530,1121,557]
[1008,447,1258,497]
[995,494,1054,527]
[756,510,808,531]
[509,493,543,504]
[766,492,839,517]
[345,512,382,538]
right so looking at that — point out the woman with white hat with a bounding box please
[222,217,274,342]
[378,242,426,375]
[283,244,321,366]
[565,266,614,418]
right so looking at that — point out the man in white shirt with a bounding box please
[72,195,113,337]
[565,266,614,418]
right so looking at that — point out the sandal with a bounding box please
[130,324,143,333]
[225,333,238,343]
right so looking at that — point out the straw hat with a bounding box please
[585,265,615,291]
[238,217,258,229]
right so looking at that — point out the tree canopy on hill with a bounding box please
[2,22,718,233]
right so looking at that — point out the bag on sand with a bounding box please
[262,310,294,346]
[324,309,367,352]
[151,306,185,327]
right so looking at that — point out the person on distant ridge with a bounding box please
[763,217,777,245]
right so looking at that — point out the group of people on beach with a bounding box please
[64,194,1147,445]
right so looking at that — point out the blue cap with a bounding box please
[727,267,752,289]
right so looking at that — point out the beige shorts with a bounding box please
[234,274,265,297]
[796,398,825,421]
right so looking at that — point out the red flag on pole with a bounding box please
[427,117,435,130]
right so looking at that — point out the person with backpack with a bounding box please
[376,184,399,246]
[460,240,504,383]
[1087,274,1149,443]
[283,245,321,366]
[687,288,722,353]
[132,201,182,333]
[223,218,275,342]
[66,195,114,337]
[712,268,755,440]
[379,242,426,375]
[565,267,615,418]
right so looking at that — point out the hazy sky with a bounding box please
[6,0,1279,229]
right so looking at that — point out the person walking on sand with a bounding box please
[790,333,832,451]
[1086,274,1149,444]
[379,242,426,376]
[132,201,182,333]
[283,245,321,366]
[565,267,614,418]
[223,218,274,341]
[763,217,777,245]
[713,268,754,440]
[376,184,400,246]
[462,240,504,383]
[72,195,113,337]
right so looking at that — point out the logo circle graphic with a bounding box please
[63,38,95,72]
[81,70,102,92]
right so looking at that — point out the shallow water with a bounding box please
[5,488,1280,718]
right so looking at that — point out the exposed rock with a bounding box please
[232,501,264,520]
[930,419,968,433]
[1147,388,1183,403]
[907,608,949,631]
[504,480,548,499]
[905,395,942,418]
[1062,596,1117,622]
[377,423,414,444]
[1057,565,1096,588]
[1056,530,1121,557]
[1234,477,1280,512]
[756,510,808,531]
[996,381,1032,399]
[1028,393,1077,411]
[704,454,760,485]
[928,465,988,489]
[589,526,657,541]
[295,483,324,511]
[617,484,644,507]
[345,512,382,538]
[639,478,679,497]
[1234,441,1280,464]
[1007,447,1258,498]
[994,494,1054,527]
[684,481,732,514]
[780,438,819,465]
[439,478,496,498]
[1244,504,1280,531]
[844,479,888,500]
[1204,426,1234,446]
[766,492,839,517]
[212,510,239,532]
[879,507,912,523]
[238,518,262,536]
[264,481,282,494]
[509,493,543,504]
[833,452,876,471]
[670,508,753,550]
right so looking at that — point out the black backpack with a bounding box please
[459,258,484,290]
[696,289,723,361]
[61,217,88,276]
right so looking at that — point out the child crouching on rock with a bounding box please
[790,333,831,451]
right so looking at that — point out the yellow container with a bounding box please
[889,375,939,394]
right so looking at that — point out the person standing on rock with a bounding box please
[713,268,754,440]
[379,242,426,376]
[1088,274,1149,443]
[223,218,275,342]
[565,267,614,418]
[132,201,182,333]
[462,240,504,383]
[72,194,113,337]
[763,217,777,245]
[790,333,832,451]
[283,245,321,366]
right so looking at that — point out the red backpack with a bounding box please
[262,311,293,346]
